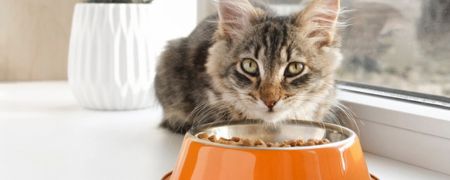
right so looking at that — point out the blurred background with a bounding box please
[0,0,78,81]
[1,0,449,99]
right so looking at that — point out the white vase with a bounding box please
[68,3,154,110]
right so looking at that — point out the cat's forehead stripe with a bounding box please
[254,43,260,59]
[255,23,290,65]
[286,43,293,62]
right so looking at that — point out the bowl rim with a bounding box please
[187,120,357,151]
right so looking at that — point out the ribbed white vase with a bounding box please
[68,3,154,110]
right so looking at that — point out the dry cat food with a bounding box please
[196,133,330,148]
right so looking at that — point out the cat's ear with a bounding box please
[295,0,341,48]
[217,0,261,40]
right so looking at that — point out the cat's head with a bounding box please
[206,0,343,122]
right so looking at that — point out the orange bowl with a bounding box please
[165,120,371,180]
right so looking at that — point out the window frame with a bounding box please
[338,81,450,109]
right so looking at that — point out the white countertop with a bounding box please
[1,82,449,180]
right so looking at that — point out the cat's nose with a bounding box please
[263,100,278,109]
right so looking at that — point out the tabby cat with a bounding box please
[155,0,347,133]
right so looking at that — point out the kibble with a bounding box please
[196,133,330,148]
[197,133,209,139]
[296,139,305,146]
[241,139,253,146]
[254,139,265,146]
[208,135,217,142]
[305,139,316,146]
[231,136,241,142]
[218,139,233,145]
[285,140,297,146]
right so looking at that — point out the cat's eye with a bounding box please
[285,62,305,77]
[241,58,259,76]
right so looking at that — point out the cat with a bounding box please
[155,0,349,134]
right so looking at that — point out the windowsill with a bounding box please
[0,81,449,179]
[365,153,449,179]
[338,89,450,176]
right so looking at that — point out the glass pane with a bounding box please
[338,0,450,98]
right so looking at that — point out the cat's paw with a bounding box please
[160,120,192,134]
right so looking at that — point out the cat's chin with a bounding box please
[244,110,291,123]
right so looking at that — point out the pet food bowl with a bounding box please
[163,120,374,180]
